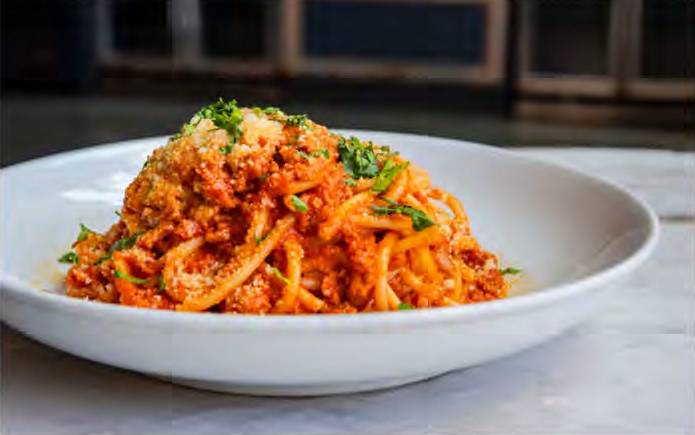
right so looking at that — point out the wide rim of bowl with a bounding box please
[0,131,660,333]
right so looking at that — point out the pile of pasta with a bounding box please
[62,99,511,314]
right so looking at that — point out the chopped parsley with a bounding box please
[58,251,79,264]
[263,107,284,117]
[218,144,234,155]
[194,98,244,144]
[289,195,308,213]
[171,98,244,142]
[182,122,196,136]
[501,267,522,276]
[372,198,434,231]
[170,122,197,141]
[297,149,329,160]
[77,223,95,242]
[314,148,330,158]
[113,268,148,285]
[269,266,290,285]
[337,136,379,179]
[344,177,357,187]
[285,114,310,129]
[252,106,284,117]
[94,231,144,265]
[376,145,399,157]
[372,159,408,193]
[158,275,166,292]
[398,302,414,310]
[254,233,268,245]
[114,210,121,217]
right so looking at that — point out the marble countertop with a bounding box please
[1,147,693,435]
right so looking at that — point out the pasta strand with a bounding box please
[401,269,441,300]
[272,238,303,313]
[393,226,444,254]
[351,214,413,234]
[319,191,373,240]
[178,215,295,312]
[374,232,398,311]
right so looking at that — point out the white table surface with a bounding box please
[1,147,693,435]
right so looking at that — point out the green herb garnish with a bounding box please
[218,144,234,155]
[337,136,379,179]
[253,106,284,117]
[285,114,310,129]
[170,122,197,141]
[269,266,290,285]
[372,159,408,193]
[182,123,196,135]
[194,98,244,144]
[113,268,148,285]
[313,148,329,158]
[289,195,308,213]
[398,302,414,310]
[376,145,399,157]
[263,107,284,117]
[77,223,95,242]
[372,198,434,231]
[297,149,329,160]
[114,210,121,218]
[501,267,522,276]
[94,231,144,265]
[58,251,79,264]
[254,233,268,245]
[344,177,357,187]
[158,275,166,292]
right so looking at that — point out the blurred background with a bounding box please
[2,0,693,166]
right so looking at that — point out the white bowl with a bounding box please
[0,131,658,396]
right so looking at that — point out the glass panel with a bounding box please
[304,1,486,64]
[200,0,269,59]
[641,0,694,78]
[112,0,171,56]
[529,0,611,75]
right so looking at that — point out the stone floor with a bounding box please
[2,95,692,167]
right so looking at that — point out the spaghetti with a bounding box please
[61,99,512,314]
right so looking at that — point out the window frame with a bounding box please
[278,0,508,85]
[517,0,693,101]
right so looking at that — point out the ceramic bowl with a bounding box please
[0,131,658,395]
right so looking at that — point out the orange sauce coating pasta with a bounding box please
[63,100,508,314]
